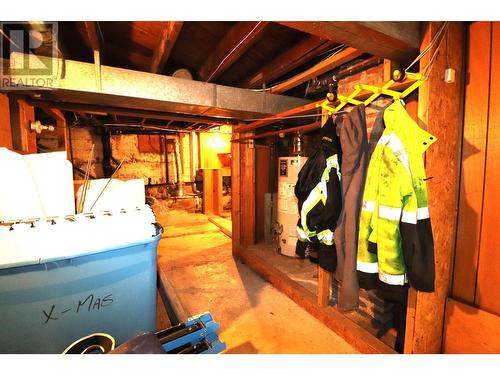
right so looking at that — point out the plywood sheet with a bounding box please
[452,21,491,303]
[474,22,500,314]
[443,298,500,353]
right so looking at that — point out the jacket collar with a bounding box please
[383,100,437,153]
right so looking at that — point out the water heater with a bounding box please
[276,156,307,257]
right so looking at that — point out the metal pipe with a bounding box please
[233,121,320,142]
[174,136,184,198]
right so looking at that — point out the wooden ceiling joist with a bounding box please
[150,22,184,74]
[198,21,269,82]
[269,47,363,94]
[279,21,420,63]
[83,21,103,54]
[241,35,337,89]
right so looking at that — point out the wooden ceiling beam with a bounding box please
[198,21,270,82]
[269,47,363,94]
[241,36,336,89]
[278,21,420,63]
[150,21,184,74]
[83,21,103,54]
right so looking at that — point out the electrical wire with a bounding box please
[206,22,264,82]
[405,22,449,75]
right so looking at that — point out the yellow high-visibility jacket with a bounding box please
[357,100,436,292]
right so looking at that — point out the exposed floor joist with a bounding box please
[198,21,269,82]
[150,22,184,74]
[279,21,420,63]
[241,35,337,89]
[269,47,363,94]
[83,22,104,60]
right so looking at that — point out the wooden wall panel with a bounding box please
[406,21,465,354]
[0,94,13,149]
[443,298,500,353]
[474,22,500,315]
[452,22,491,304]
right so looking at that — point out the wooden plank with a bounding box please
[241,36,336,89]
[0,93,13,149]
[452,22,491,304]
[443,298,500,353]
[150,22,184,74]
[240,133,255,247]
[474,22,500,315]
[317,267,332,307]
[270,47,363,94]
[198,21,269,82]
[157,267,189,325]
[207,215,232,238]
[407,21,466,354]
[231,132,242,254]
[236,246,396,354]
[278,21,420,63]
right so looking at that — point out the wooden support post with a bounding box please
[0,93,13,149]
[240,134,255,247]
[202,169,215,214]
[404,21,465,354]
[317,267,332,307]
[213,169,224,216]
[9,98,36,154]
[231,132,242,254]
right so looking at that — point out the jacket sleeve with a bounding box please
[400,178,435,292]
[316,165,342,245]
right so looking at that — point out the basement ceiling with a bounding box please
[1,21,421,131]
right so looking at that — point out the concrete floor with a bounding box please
[156,209,357,354]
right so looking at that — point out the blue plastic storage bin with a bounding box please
[0,231,161,354]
